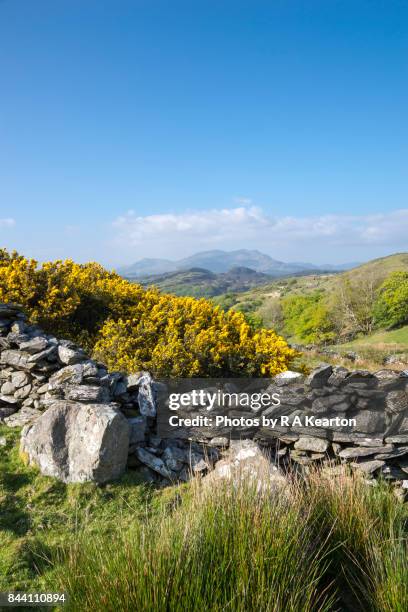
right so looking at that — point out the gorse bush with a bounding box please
[0,249,296,376]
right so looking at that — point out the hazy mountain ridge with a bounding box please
[135,266,276,297]
[118,249,358,278]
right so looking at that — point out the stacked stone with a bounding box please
[252,366,408,497]
[0,303,216,484]
[1,302,408,496]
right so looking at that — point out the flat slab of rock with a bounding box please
[351,459,385,475]
[339,445,393,459]
[135,447,172,478]
[64,385,110,403]
[20,401,130,483]
[294,436,329,453]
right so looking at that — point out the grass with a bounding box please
[333,325,408,350]
[0,426,179,595]
[1,425,408,611]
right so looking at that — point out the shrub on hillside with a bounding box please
[0,249,296,377]
[281,292,336,344]
[374,271,408,329]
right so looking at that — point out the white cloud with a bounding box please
[0,218,15,228]
[111,207,408,262]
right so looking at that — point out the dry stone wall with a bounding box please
[1,303,408,496]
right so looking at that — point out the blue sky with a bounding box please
[0,0,407,266]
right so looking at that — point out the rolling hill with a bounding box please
[136,266,275,297]
[220,253,408,308]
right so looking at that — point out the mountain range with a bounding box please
[118,249,359,278]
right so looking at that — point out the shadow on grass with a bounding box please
[0,493,31,535]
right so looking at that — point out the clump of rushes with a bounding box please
[52,467,408,612]
[303,467,408,611]
[55,476,335,612]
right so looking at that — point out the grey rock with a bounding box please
[81,360,100,378]
[10,320,26,333]
[19,337,48,354]
[37,383,50,394]
[0,394,20,404]
[132,465,158,482]
[352,410,385,434]
[375,446,408,460]
[306,365,333,388]
[191,457,208,472]
[327,367,349,386]
[163,445,187,464]
[386,390,408,414]
[149,436,162,448]
[386,435,408,444]
[205,439,288,492]
[14,383,32,400]
[137,377,156,417]
[339,445,393,460]
[0,304,22,317]
[128,415,147,444]
[113,381,127,397]
[0,436,7,446]
[1,381,16,395]
[294,436,329,453]
[11,371,30,388]
[48,364,84,388]
[27,346,57,363]
[0,349,35,370]
[5,406,41,427]
[349,436,385,447]
[64,385,110,403]
[274,371,303,385]
[209,436,229,447]
[164,456,184,471]
[20,401,130,483]
[57,345,87,365]
[345,370,377,388]
[135,447,172,479]
[312,394,350,412]
[350,459,385,475]
[125,371,149,391]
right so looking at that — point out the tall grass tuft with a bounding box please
[52,466,407,612]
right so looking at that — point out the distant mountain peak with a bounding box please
[118,249,358,278]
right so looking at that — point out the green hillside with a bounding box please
[218,253,408,312]
[134,266,277,297]
[214,253,408,353]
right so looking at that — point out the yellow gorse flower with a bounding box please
[0,249,297,377]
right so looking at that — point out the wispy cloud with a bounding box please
[0,218,15,228]
[233,197,253,205]
[111,207,408,262]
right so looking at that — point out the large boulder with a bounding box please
[20,401,130,483]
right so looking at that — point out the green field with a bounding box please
[1,425,408,611]
[335,325,408,349]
